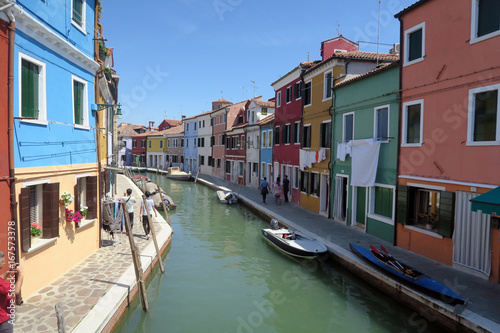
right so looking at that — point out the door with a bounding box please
[247,162,252,185]
[453,191,491,276]
[319,173,329,216]
[333,175,349,223]
[354,187,366,227]
[274,162,280,183]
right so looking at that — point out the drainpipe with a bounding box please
[5,4,22,304]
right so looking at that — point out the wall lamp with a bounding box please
[92,103,122,119]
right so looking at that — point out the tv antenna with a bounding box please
[250,81,257,98]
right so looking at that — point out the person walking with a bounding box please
[260,177,270,204]
[0,251,24,333]
[282,175,290,203]
[140,191,158,240]
[273,178,282,205]
[122,188,136,233]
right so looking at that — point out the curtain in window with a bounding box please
[333,176,346,221]
[72,0,83,27]
[74,80,84,125]
[474,90,497,141]
[478,0,500,37]
[453,191,491,276]
[21,60,39,118]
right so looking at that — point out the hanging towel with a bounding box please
[350,139,381,187]
[336,142,352,161]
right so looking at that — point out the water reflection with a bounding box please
[113,173,440,333]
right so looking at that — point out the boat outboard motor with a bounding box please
[270,219,279,230]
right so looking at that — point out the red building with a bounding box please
[211,99,233,178]
[225,107,247,183]
[131,132,150,166]
[271,61,319,204]
[395,0,500,283]
[0,18,12,265]
[158,118,183,131]
[320,35,359,60]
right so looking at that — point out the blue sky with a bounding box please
[101,0,416,126]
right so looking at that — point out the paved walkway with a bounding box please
[197,174,500,333]
[14,175,172,332]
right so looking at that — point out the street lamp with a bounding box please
[91,103,122,118]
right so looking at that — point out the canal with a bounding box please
[113,173,440,333]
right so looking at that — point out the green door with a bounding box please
[356,187,366,226]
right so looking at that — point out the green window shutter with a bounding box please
[21,59,39,119]
[473,90,497,142]
[43,183,60,239]
[74,80,84,125]
[408,28,422,61]
[20,187,31,252]
[438,191,455,238]
[86,176,98,219]
[397,185,408,225]
[478,0,500,37]
[375,187,393,218]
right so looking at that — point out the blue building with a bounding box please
[183,115,199,173]
[258,114,274,186]
[6,0,101,297]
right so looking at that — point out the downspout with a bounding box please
[94,2,105,246]
[6,4,22,304]
[393,17,404,246]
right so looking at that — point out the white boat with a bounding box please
[261,220,327,259]
[217,190,238,204]
[166,167,192,181]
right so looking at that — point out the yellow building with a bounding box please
[147,130,169,169]
[300,51,398,215]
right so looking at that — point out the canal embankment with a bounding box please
[196,174,500,333]
[14,174,172,333]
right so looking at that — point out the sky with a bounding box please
[101,0,417,126]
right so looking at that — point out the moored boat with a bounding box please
[166,167,191,181]
[217,188,238,204]
[349,243,466,305]
[262,220,328,259]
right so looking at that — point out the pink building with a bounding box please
[225,106,247,183]
[211,99,233,178]
[395,0,500,283]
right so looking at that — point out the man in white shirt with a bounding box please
[140,191,158,239]
[122,188,136,232]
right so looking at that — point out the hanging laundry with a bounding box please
[336,142,352,161]
[350,139,381,187]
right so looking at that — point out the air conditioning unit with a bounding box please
[391,43,401,54]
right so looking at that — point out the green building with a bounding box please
[331,62,400,243]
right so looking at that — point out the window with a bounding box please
[173,139,178,147]
[203,120,205,127]
[160,141,163,149]
[132,140,137,148]
[471,0,500,42]
[218,134,221,145]
[261,162,266,178]
[226,161,231,174]
[148,140,151,148]
[402,100,423,146]
[262,107,268,115]
[75,175,97,221]
[304,81,312,106]
[217,158,221,168]
[20,54,46,122]
[413,189,440,232]
[369,186,394,222]
[320,121,331,148]
[282,124,291,144]
[293,166,299,189]
[72,76,88,127]
[194,122,197,130]
[181,139,184,147]
[71,0,85,32]
[300,171,309,193]
[235,136,239,148]
[267,130,272,147]
[224,113,227,123]
[286,86,292,103]
[247,135,251,149]
[302,124,311,148]
[141,140,146,148]
[404,23,425,65]
[310,173,320,196]
[343,113,354,142]
[294,82,302,99]
[375,105,389,141]
[324,71,333,100]
[186,139,189,147]
[293,122,300,144]
[20,182,61,252]
[238,162,244,176]
[200,155,205,165]
[193,138,196,147]
[219,115,223,124]
[277,91,281,107]
[201,137,205,147]
[186,123,189,131]
[241,135,245,148]
[468,84,500,144]
[274,126,280,145]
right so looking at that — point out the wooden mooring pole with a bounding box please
[142,195,165,274]
[194,168,201,183]
[121,201,148,311]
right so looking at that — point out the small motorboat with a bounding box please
[134,175,149,182]
[161,193,177,210]
[217,189,238,204]
[349,243,466,305]
[166,167,192,181]
[262,220,328,259]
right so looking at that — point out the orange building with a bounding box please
[395,0,500,283]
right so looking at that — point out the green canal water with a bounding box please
[113,173,440,333]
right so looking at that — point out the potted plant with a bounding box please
[60,191,74,207]
[65,209,83,228]
[80,205,88,218]
[31,222,42,244]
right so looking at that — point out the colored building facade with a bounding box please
[245,97,275,188]
[118,124,145,166]
[197,111,213,175]
[183,116,198,173]
[11,0,101,297]
[131,132,148,166]
[147,130,168,169]
[395,0,500,283]
[164,124,184,167]
[271,61,319,204]
[259,114,274,186]
[225,123,247,183]
[332,63,400,243]
[211,104,231,178]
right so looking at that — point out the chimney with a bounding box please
[149,121,154,131]
[181,115,186,120]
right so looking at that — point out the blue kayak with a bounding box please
[349,243,466,305]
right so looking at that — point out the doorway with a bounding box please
[320,173,329,217]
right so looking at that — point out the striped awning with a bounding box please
[470,186,500,215]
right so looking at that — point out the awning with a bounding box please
[470,186,500,215]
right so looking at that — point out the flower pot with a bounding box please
[31,237,39,245]
[59,199,65,205]
[75,221,81,228]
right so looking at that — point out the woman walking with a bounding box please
[273,178,281,205]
